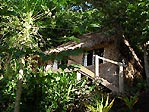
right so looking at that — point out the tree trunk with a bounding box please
[123,37,143,69]
[14,79,22,112]
[144,42,149,86]
[14,67,24,112]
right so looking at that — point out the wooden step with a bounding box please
[78,66,119,92]
[96,77,119,92]
[79,66,95,78]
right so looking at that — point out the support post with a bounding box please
[119,63,124,93]
[95,55,99,77]
[92,50,95,65]
[53,60,58,69]
[77,72,81,81]
[84,53,88,66]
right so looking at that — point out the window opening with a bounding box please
[85,48,104,66]
[87,50,93,66]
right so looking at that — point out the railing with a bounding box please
[77,55,124,93]
[94,55,124,93]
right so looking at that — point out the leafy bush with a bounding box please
[0,55,107,112]
[118,94,138,112]
[85,94,115,112]
[20,66,97,112]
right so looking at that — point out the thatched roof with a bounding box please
[45,33,115,54]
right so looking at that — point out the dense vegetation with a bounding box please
[0,0,149,112]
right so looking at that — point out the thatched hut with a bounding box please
[43,32,144,93]
[44,32,124,92]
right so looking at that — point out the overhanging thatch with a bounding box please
[80,33,115,49]
[45,33,115,54]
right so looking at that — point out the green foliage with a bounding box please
[1,0,148,112]
[40,70,77,112]
[0,0,101,52]
[0,1,102,109]
[0,58,19,111]
[0,65,72,111]
[86,94,115,112]
[1,0,56,50]
[124,0,149,45]
[118,94,138,111]
[0,58,97,112]
[87,0,149,50]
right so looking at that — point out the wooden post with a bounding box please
[92,50,95,65]
[95,55,99,77]
[84,53,88,66]
[53,60,58,69]
[77,72,81,80]
[119,63,124,93]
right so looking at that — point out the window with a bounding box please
[87,50,93,66]
[84,48,104,66]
